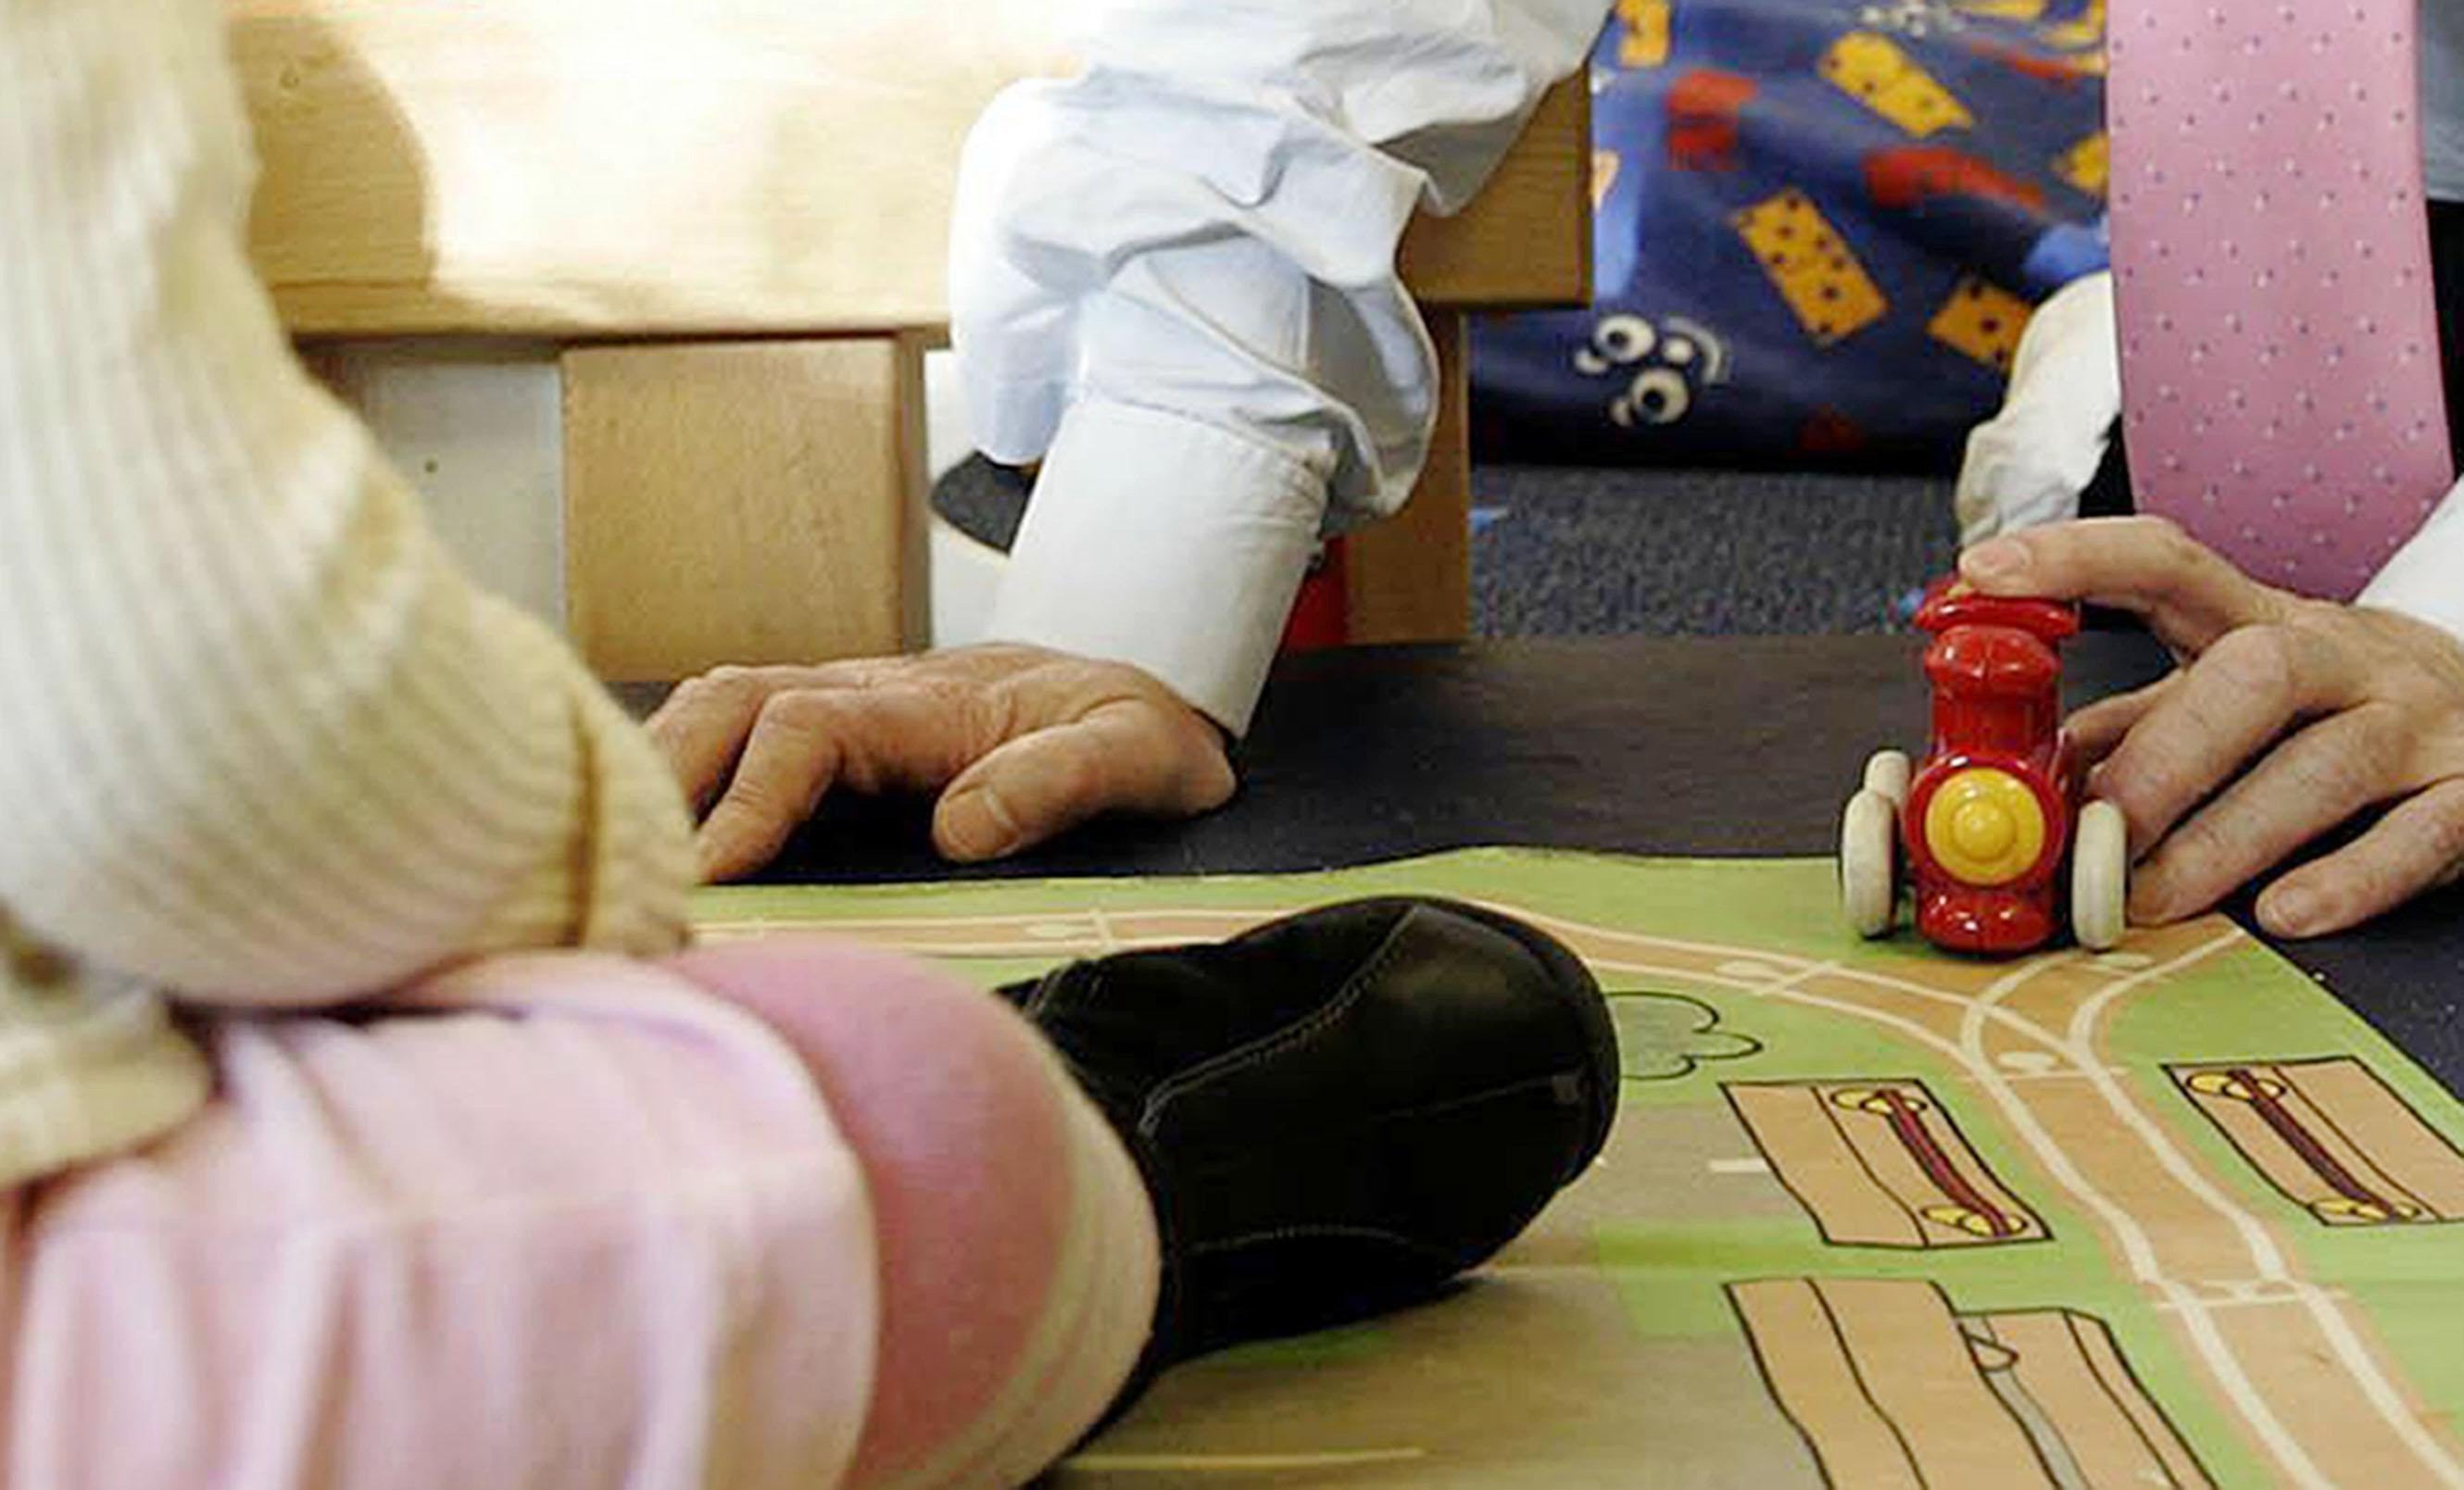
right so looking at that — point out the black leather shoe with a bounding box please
[999,896,1618,1406]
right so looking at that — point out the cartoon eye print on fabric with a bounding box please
[1572,311,1731,429]
[1857,0,1966,39]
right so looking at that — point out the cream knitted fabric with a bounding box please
[0,0,697,1183]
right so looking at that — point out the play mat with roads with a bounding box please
[694,850,2464,1489]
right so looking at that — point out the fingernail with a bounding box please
[2265,887,2320,937]
[1963,539,2030,585]
[938,787,1022,861]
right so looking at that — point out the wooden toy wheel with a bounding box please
[1861,749,1912,808]
[1842,788,1899,938]
[2071,799,2128,951]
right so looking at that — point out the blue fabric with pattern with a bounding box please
[1472,0,2109,470]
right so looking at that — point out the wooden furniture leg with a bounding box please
[562,338,926,681]
[1342,311,1474,645]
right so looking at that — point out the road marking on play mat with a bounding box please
[704,889,2464,1488]
[1596,927,2464,1489]
[1066,1449,1428,1473]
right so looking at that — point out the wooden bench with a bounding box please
[233,1,1591,680]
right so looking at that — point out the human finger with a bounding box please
[2068,675,2178,766]
[2254,778,2464,938]
[933,701,1234,862]
[697,685,994,880]
[2127,707,2404,924]
[1959,517,2292,653]
[2088,621,2368,856]
[649,656,954,815]
[646,667,786,813]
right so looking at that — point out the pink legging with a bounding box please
[0,940,1160,1490]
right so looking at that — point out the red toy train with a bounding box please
[1840,580,2127,955]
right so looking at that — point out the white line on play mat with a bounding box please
[1946,935,2340,1488]
[1064,1449,1427,1472]
[1603,932,2464,1489]
[701,893,2464,1486]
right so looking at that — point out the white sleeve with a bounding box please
[2359,474,2464,640]
[950,0,1610,732]
[0,0,694,1007]
[1952,272,2118,547]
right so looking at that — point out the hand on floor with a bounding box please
[1961,518,2464,938]
[648,645,1236,881]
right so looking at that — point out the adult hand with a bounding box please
[647,645,1236,881]
[1960,518,2464,938]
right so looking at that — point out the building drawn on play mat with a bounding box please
[1727,1079,2048,1247]
[2169,1058,2464,1228]
[1730,1276,2215,1490]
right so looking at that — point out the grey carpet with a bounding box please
[1469,464,1958,638]
[932,456,1959,638]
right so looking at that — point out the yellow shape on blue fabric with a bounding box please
[2056,131,2109,195]
[1820,32,1976,139]
[1928,277,2033,373]
[1617,0,1672,67]
[1731,189,1891,347]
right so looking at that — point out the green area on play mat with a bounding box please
[696,851,2464,1488]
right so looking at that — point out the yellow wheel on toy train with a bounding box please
[1832,1087,1929,1117]
[2072,799,2129,951]
[1841,789,1899,937]
[1923,769,2046,887]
